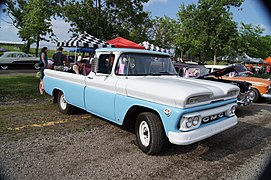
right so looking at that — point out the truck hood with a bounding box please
[199,64,246,78]
[125,76,239,108]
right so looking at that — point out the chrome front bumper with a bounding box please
[168,116,238,145]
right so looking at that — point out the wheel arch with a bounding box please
[250,87,261,102]
[122,105,165,133]
[53,89,62,103]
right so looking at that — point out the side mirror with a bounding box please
[91,57,98,73]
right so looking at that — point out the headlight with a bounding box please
[180,113,201,131]
[227,90,239,97]
[186,117,193,128]
[225,105,237,117]
[186,95,210,105]
[192,116,200,126]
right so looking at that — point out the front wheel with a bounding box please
[135,112,164,155]
[249,88,260,102]
[57,91,74,114]
[0,65,8,70]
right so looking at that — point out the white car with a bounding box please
[0,51,40,70]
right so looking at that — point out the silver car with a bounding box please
[0,51,40,70]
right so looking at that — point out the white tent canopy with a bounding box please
[241,53,267,64]
[57,32,114,48]
[139,41,171,54]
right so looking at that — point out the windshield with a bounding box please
[115,53,177,76]
[181,66,209,78]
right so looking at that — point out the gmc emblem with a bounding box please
[202,113,224,123]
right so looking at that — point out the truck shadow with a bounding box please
[159,103,271,156]
[71,102,271,161]
[0,166,8,180]
[160,121,271,160]
[235,102,271,117]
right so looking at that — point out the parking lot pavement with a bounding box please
[0,100,270,180]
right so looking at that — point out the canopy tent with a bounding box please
[57,32,114,48]
[57,32,113,63]
[106,37,145,49]
[68,47,95,53]
[139,41,171,54]
[241,53,267,64]
[220,53,268,65]
[264,57,271,66]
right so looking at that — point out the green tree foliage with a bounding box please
[3,0,63,55]
[2,0,31,52]
[63,0,150,42]
[149,16,178,49]
[238,23,271,58]
[176,0,244,63]
[20,0,54,56]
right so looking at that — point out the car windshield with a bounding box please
[115,53,177,76]
[183,67,209,78]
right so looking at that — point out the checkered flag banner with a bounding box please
[57,32,114,48]
[139,41,170,54]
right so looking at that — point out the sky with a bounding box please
[0,0,270,49]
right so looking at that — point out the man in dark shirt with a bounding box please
[52,47,66,71]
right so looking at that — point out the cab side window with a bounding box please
[97,54,115,74]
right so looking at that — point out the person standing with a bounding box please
[39,47,48,95]
[39,47,48,80]
[52,47,66,71]
[266,66,270,74]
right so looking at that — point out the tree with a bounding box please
[2,0,31,53]
[238,23,270,58]
[20,0,55,56]
[176,0,244,64]
[62,0,150,42]
[148,16,178,49]
[3,0,63,55]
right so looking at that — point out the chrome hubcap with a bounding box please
[139,121,150,147]
[60,94,67,110]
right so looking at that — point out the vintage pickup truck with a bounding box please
[44,48,239,154]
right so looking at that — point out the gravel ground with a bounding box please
[0,100,271,180]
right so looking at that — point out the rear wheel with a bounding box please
[0,65,8,70]
[135,112,164,155]
[57,91,74,114]
[249,88,260,102]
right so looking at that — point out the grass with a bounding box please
[0,75,103,141]
[0,75,49,102]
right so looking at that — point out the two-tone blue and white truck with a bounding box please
[43,48,239,154]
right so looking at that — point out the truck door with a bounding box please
[84,53,118,122]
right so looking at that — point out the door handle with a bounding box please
[87,77,94,79]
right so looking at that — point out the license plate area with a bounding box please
[201,112,225,124]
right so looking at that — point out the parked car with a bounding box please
[174,63,253,106]
[0,51,40,70]
[205,64,271,102]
